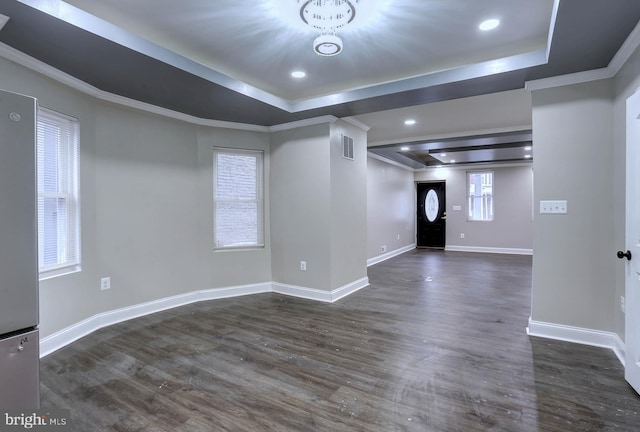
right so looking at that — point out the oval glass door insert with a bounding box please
[425,189,439,222]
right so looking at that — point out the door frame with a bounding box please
[624,88,640,395]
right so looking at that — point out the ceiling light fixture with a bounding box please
[479,18,500,31]
[400,146,410,151]
[291,70,307,78]
[404,119,416,125]
[524,146,532,151]
[299,0,357,56]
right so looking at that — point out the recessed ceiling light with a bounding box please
[400,146,410,151]
[450,159,456,163]
[404,119,416,126]
[524,146,532,151]
[524,154,532,159]
[479,19,500,31]
[440,153,447,157]
[291,71,306,78]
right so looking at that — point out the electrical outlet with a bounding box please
[381,245,387,253]
[100,277,111,290]
[540,200,568,214]
[300,261,307,271]
[460,233,465,239]
[621,296,625,313]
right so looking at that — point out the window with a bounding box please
[467,171,493,221]
[213,148,264,249]
[37,108,80,277]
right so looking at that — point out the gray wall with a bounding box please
[414,165,533,251]
[0,55,276,338]
[366,157,415,259]
[329,120,368,289]
[270,124,332,290]
[530,80,615,331]
[270,121,368,291]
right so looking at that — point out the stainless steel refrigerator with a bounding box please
[0,89,40,409]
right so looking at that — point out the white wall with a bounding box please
[414,165,533,252]
[366,157,415,260]
[612,43,640,340]
[531,80,615,331]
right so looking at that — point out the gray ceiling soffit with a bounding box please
[368,130,533,168]
[1,1,640,126]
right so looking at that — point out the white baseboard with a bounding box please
[367,244,416,266]
[272,277,369,303]
[40,277,370,358]
[446,245,533,255]
[527,317,625,366]
[40,282,272,358]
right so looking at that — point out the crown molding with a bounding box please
[524,68,615,91]
[268,115,338,132]
[525,19,640,92]
[367,151,416,171]
[609,19,640,74]
[342,116,371,132]
[0,42,271,132]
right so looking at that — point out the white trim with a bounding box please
[331,277,370,302]
[367,152,416,171]
[524,68,615,92]
[367,244,416,266]
[268,115,338,133]
[445,245,533,255]
[39,282,271,358]
[525,18,640,91]
[39,278,370,358]
[545,0,560,61]
[342,117,371,132]
[0,43,270,133]
[0,14,9,32]
[367,125,533,148]
[613,334,626,367]
[272,277,370,303]
[527,318,625,366]
[608,19,640,76]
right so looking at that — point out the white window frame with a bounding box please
[37,107,81,279]
[467,170,494,222]
[213,148,264,249]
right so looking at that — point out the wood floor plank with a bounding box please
[40,250,640,431]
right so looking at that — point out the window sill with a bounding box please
[39,264,81,281]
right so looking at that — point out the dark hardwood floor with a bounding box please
[40,250,640,431]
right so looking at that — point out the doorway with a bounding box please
[417,181,446,248]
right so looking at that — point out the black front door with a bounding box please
[417,181,446,248]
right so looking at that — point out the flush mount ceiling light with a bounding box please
[299,0,358,56]
[291,70,307,78]
[404,119,416,125]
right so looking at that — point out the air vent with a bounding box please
[342,135,354,160]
